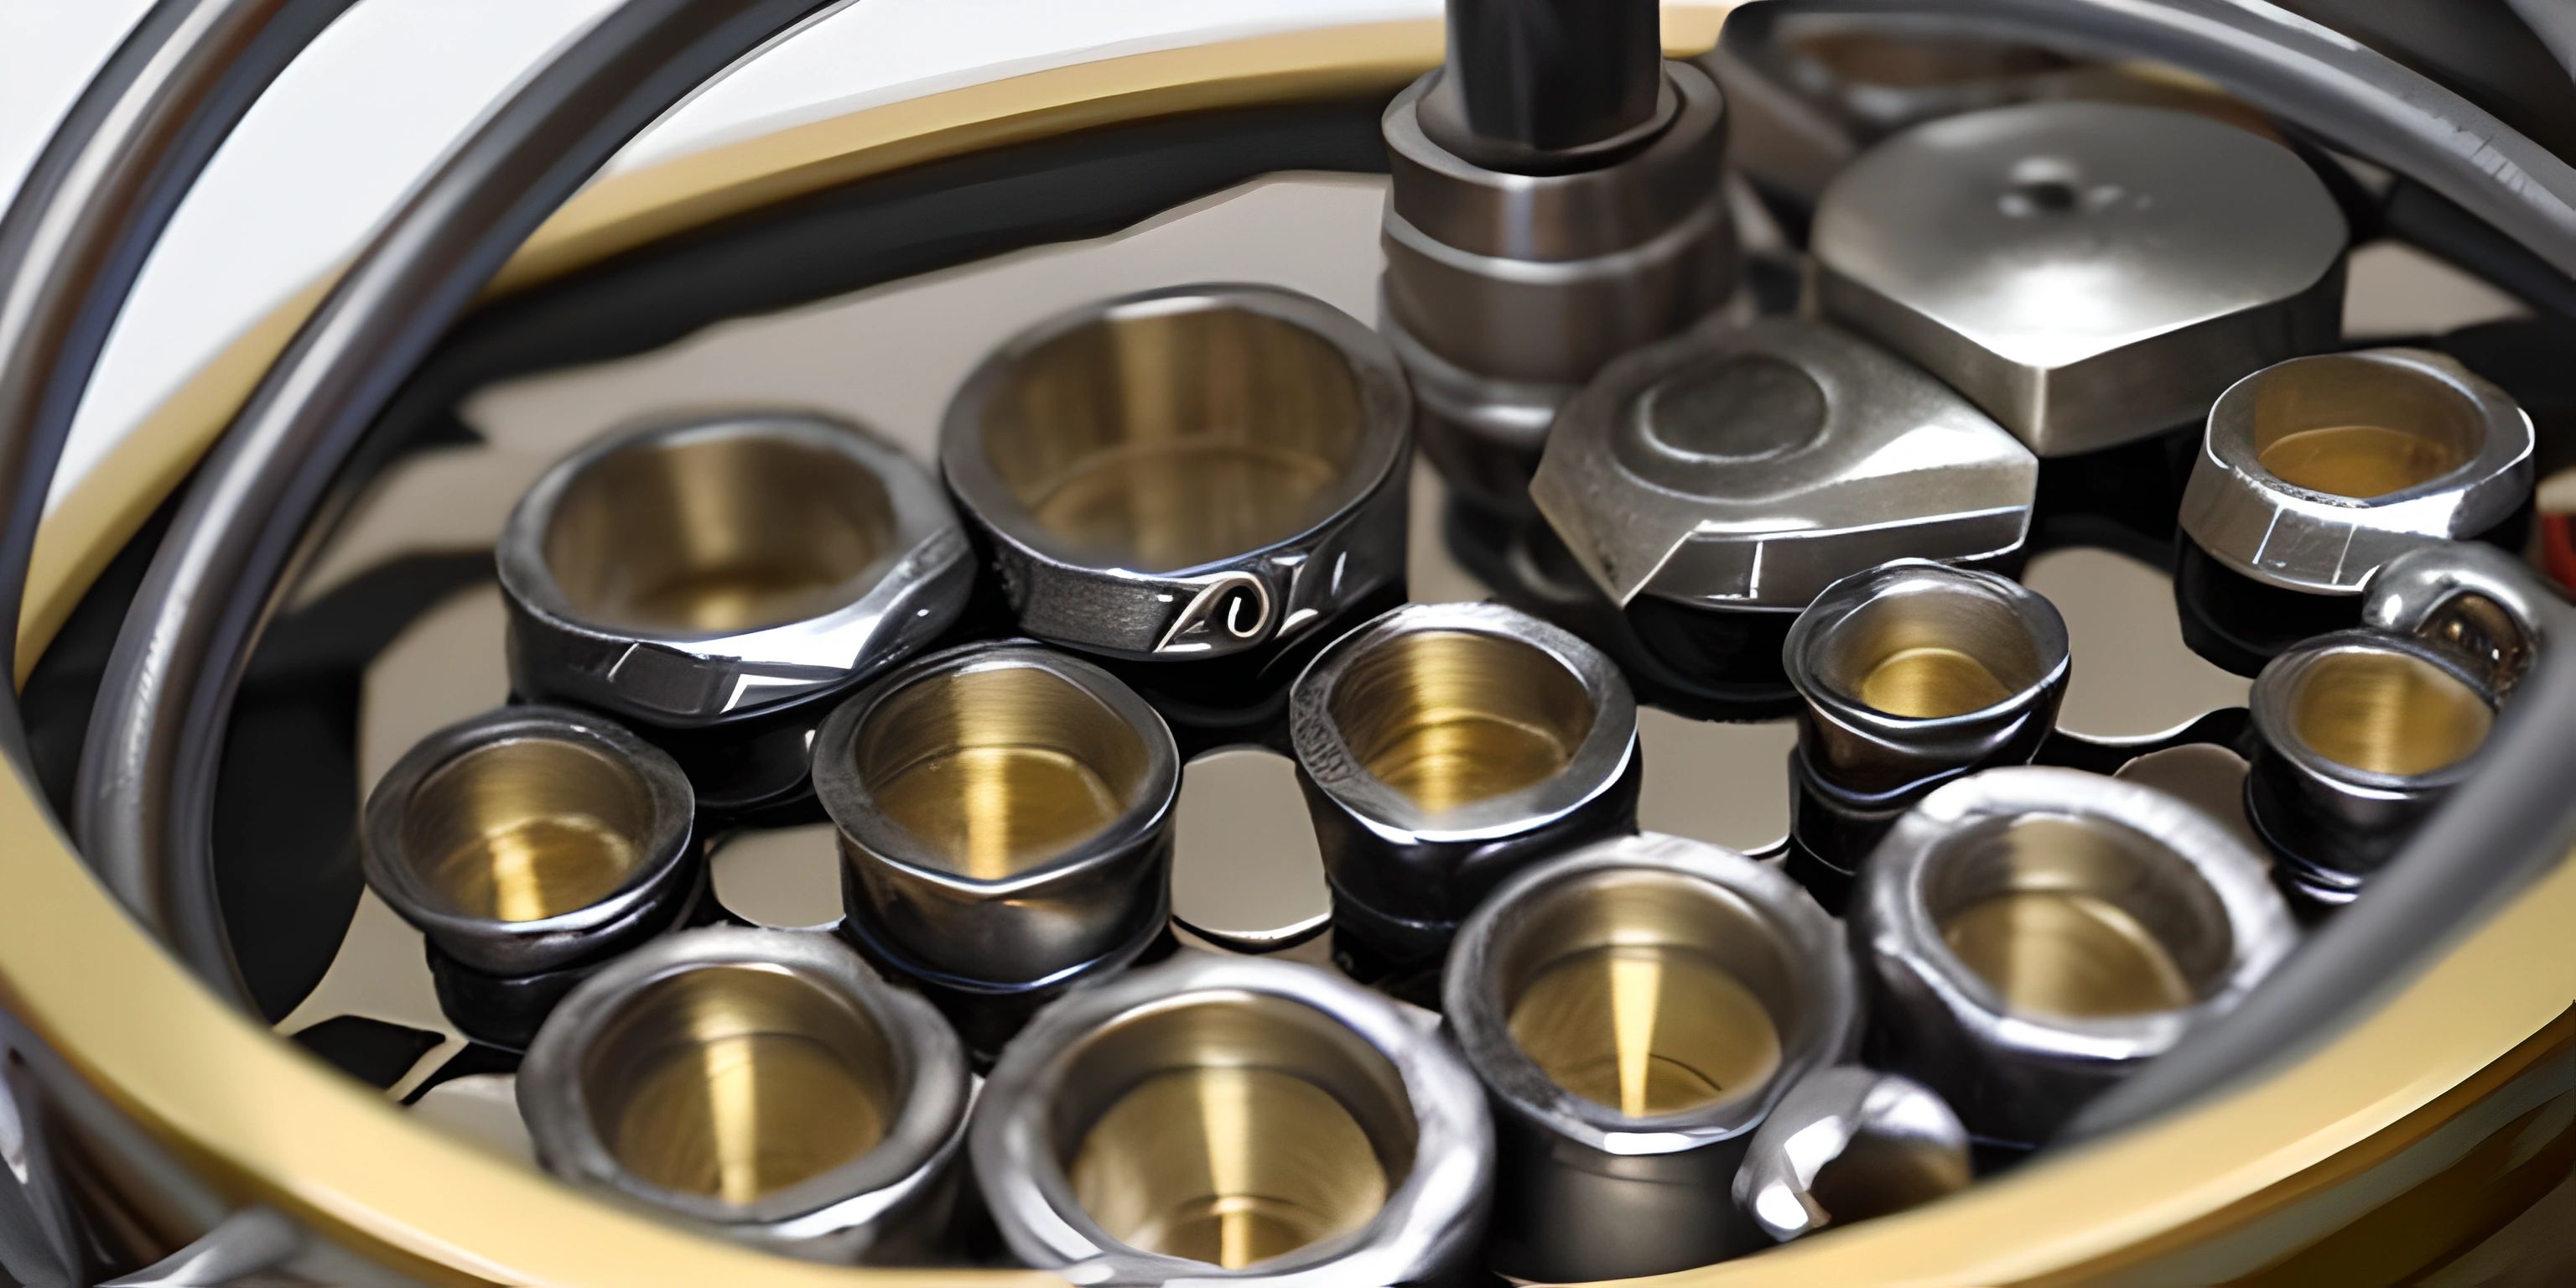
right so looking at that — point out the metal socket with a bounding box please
[1535,318,2038,612]
[516,927,971,1264]
[2361,541,2561,700]
[1444,832,1860,1280]
[973,953,1492,1285]
[941,284,1411,660]
[1732,1065,1973,1243]
[361,705,695,977]
[2181,349,2537,595]
[1854,767,2298,1145]
[1811,101,2346,456]
[1288,601,1640,968]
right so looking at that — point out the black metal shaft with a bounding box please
[1439,0,1664,158]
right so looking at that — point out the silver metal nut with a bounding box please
[1533,317,2037,610]
[2180,349,2536,595]
[1731,1065,1972,1243]
[1810,101,2347,456]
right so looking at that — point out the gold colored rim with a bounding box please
[3,8,2568,1285]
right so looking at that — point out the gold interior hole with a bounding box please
[401,737,653,923]
[579,964,898,1205]
[1325,630,1596,815]
[542,428,896,635]
[1813,584,2049,719]
[2246,356,2481,501]
[1805,1126,1972,1223]
[2289,649,2493,776]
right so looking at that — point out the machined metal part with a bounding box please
[516,927,970,1265]
[360,705,696,978]
[1731,1065,1973,1244]
[2361,541,2563,699]
[972,953,1492,1285]
[1534,317,2038,611]
[1854,767,2298,1145]
[941,283,1410,662]
[2180,349,2536,595]
[1810,101,2347,457]
[1443,832,1860,1280]
[1289,601,1640,971]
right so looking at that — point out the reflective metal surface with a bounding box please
[1168,747,1332,953]
[2361,541,2563,699]
[1732,1065,1972,1243]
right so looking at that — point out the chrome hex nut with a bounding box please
[1731,1065,1972,1244]
[1811,101,2346,456]
[2180,349,2536,595]
[1533,317,2037,611]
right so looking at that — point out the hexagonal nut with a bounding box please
[1810,101,2346,456]
[1532,317,2036,611]
[2180,349,2534,595]
[1731,1066,1971,1243]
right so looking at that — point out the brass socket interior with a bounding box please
[2286,647,2493,776]
[398,736,656,924]
[1924,814,2232,1021]
[973,300,1370,573]
[541,428,896,635]
[574,963,902,1206]
[1046,994,1415,1269]
[1806,579,2054,720]
[1324,628,1598,814]
[2247,355,2481,501]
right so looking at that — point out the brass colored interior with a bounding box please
[1805,1125,1974,1226]
[1928,814,2230,1021]
[542,428,896,635]
[1326,630,1597,815]
[578,963,900,1206]
[2289,648,2493,776]
[401,737,653,923]
[978,302,1368,572]
[2247,356,2480,500]
[1051,995,1415,1269]
[851,663,1150,879]
[1811,581,2050,719]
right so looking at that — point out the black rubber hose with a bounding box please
[70,0,849,1002]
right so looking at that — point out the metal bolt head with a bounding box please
[1732,1066,1972,1243]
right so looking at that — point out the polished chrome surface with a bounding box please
[360,706,694,977]
[1443,832,1858,1280]
[515,927,969,1264]
[2361,542,2564,699]
[1167,746,1332,953]
[2181,349,2535,594]
[1534,317,2037,610]
[1854,767,2297,1144]
[942,283,1410,660]
[1732,1065,1972,1243]
[1810,101,2346,456]
[972,953,1490,1285]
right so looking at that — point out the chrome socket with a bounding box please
[1287,601,1640,975]
[941,284,1411,662]
[1534,317,2038,614]
[497,412,973,813]
[972,953,1493,1285]
[517,927,971,1265]
[1732,1065,1972,1244]
[1811,102,2346,457]
[1443,832,1860,1280]
[1853,767,2298,1145]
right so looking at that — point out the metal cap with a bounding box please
[1731,1065,1972,1243]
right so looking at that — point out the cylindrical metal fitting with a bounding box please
[813,641,1179,1048]
[941,284,1411,662]
[517,927,970,1264]
[2361,540,2560,701]
[2246,631,2498,905]
[1443,832,1860,1280]
[1854,767,2298,1145]
[361,705,696,978]
[973,953,1493,1285]
[1732,1065,1973,1244]
[1421,0,1665,169]
[1288,601,1640,974]
[497,411,974,813]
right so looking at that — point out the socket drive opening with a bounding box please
[975,300,1370,573]
[2286,647,2493,777]
[851,663,1153,880]
[1807,579,2055,720]
[574,963,903,1206]
[1924,813,2234,1021]
[1492,870,1798,1119]
[540,427,897,636]
[398,736,656,924]
[1046,995,1416,1269]
[1325,629,1598,814]
[2246,356,2481,501]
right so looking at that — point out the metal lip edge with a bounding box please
[358,703,697,976]
[1441,831,1859,1150]
[1728,1064,1972,1244]
[969,951,1492,1281]
[2247,628,2497,794]
[1286,600,1639,841]
[1782,558,2072,742]
[514,925,971,1233]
